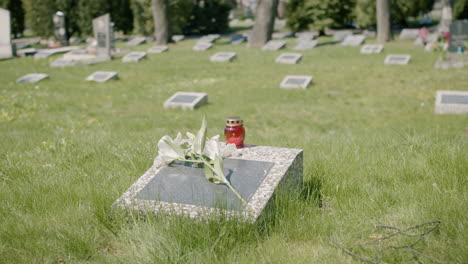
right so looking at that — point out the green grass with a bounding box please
[0,36,467,264]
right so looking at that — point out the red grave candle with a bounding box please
[224,117,245,148]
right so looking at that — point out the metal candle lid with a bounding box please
[226,117,243,126]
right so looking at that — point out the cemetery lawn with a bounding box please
[1,37,467,264]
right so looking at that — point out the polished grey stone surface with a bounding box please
[280,75,313,89]
[163,92,208,110]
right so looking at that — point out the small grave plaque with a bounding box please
[193,42,213,51]
[449,20,468,52]
[399,29,419,39]
[272,32,294,39]
[275,53,302,64]
[147,45,168,53]
[384,54,411,65]
[17,73,49,83]
[199,34,220,43]
[296,32,316,42]
[17,48,38,57]
[113,145,303,222]
[0,8,13,59]
[122,51,147,63]
[333,30,352,42]
[163,92,208,110]
[280,75,313,89]
[172,35,185,42]
[360,44,384,54]
[261,40,286,51]
[230,34,247,44]
[126,36,146,46]
[210,52,236,62]
[341,35,366,46]
[85,71,118,82]
[435,90,468,114]
[293,40,318,51]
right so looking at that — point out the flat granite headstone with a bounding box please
[435,90,468,114]
[449,20,468,52]
[360,44,384,54]
[230,34,247,44]
[193,42,213,51]
[126,36,146,46]
[341,35,366,46]
[293,40,318,51]
[384,54,411,65]
[113,145,303,222]
[17,73,49,83]
[53,11,68,46]
[262,40,286,51]
[92,13,112,60]
[210,52,236,62]
[333,30,352,42]
[163,92,208,110]
[85,71,118,82]
[199,34,220,43]
[296,32,317,42]
[34,46,81,59]
[0,8,13,60]
[280,75,313,89]
[275,53,302,64]
[122,51,147,62]
[172,35,185,42]
[399,28,419,39]
[147,45,168,53]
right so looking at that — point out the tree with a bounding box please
[453,0,468,19]
[0,0,25,37]
[109,0,133,34]
[152,0,171,44]
[249,0,278,47]
[377,0,392,42]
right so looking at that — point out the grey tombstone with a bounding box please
[113,145,303,222]
[341,35,366,46]
[275,53,302,64]
[17,73,49,83]
[449,20,468,52]
[230,34,247,44]
[296,32,316,42]
[333,30,352,42]
[147,45,168,53]
[193,42,213,51]
[210,52,236,62]
[50,58,76,67]
[435,90,468,114]
[272,32,294,39]
[414,33,438,46]
[92,14,112,60]
[53,11,68,46]
[261,40,286,51]
[280,75,313,89]
[293,40,318,51]
[34,46,81,59]
[384,54,411,65]
[126,36,146,46]
[399,29,419,39]
[0,8,13,59]
[199,34,220,43]
[85,71,118,83]
[122,51,147,63]
[172,35,185,42]
[163,92,208,110]
[360,44,384,54]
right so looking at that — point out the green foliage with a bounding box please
[77,0,109,36]
[353,0,375,28]
[0,0,25,37]
[109,0,134,34]
[454,0,468,19]
[23,0,55,37]
[183,0,232,34]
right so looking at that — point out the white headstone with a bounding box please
[341,35,366,46]
[399,29,419,39]
[126,36,146,46]
[172,35,185,42]
[261,40,286,51]
[384,54,411,65]
[122,51,147,62]
[296,32,316,42]
[147,45,168,53]
[210,52,236,62]
[85,71,118,82]
[92,14,112,60]
[275,53,302,64]
[360,44,384,54]
[0,8,13,59]
[333,30,352,41]
[163,92,208,110]
[293,40,318,51]
[17,73,49,83]
[193,42,213,51]
[280,75,313,89]
[435,90,468,114]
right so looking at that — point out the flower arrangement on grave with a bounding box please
[154,116,251,209]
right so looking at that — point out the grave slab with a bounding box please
[17,73,49,83]
[172,35,185,42]
[399,28,419,39]
[122,51,147,63]
[262,40,286,51]
[280,75,313,89]
[230,34,247,44]
[332,30,352,42]
[341,35,366,46]
[293,40,318,51]
[275,53,302,64]
[210,52,236,62]
[85,71,118,82]
[296,32,317,42]
[193,42,213,51]
[33,46,81,59]
[435,90,468,114]
[126,36,146,46]
[147,45,168,54]
[163,92,208,110]
[360,44,384,54]
[113,145,303,222]
[384,54,411,65]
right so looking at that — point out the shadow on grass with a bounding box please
[317,41,340,47]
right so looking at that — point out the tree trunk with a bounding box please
[377,0,392,43]
[152,0,171,45]
[249,0,279,48]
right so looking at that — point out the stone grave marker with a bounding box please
[435,90,468,114]
[92,13,112,60]
[296,32,316,42]
[210,52,236,62]
[17,73,49,83]
[275,53,302,64]
[50,58,75,67]
[34,46,81,59]
[85,71,118,82]
[449,20,468,52]
[172,35,185,42]
[163,92,208,110]
[0,8,13,59]
[199,34,220,43]
[261,40,286,51]
[341,35,366,46]
[126,36,146,46]
[384,54,411,65]
[280,75,313,89]
[293,40,318,51]
[53,11,68,46]
[272,32,294,39]
[113,145,303,222]
[193,42,213,51]
[399,28,419,39]
[147,45,168,53]
[414,33,438,46]
[333,30,352,42]
[360,44,384,54]
[122,51,146,62]
[230,34,247,44]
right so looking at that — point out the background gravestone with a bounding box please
[147,45,168,53]
[122,51,147,63]
[276,53,302,64]
[230,34,247,44]
[280,75,313,89]
[163,92,208,110]
[294,40,318,51]
[272,32,294,39]
[92,14,112,60]
[193,42,213,51]
[296,32,316,42]
[414,34,438,46]
[449,20,468,52]
[53,11,68,46]
[435,90,468,114]
[85,71,118,82]
[384,54,411,65]
[0,8,13,59]
[17,73,49,83]
[126,37,146,46]
[341,35,366,46]
[360,44,384,54]
[332,30,352,42]
[262,40,286,51]
[399,29,419,39]
[172,35,184,42]
[210,52,236,62]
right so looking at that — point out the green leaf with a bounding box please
[163,139,185,158]
[204,162,221,184]
[193,116,207,155]
[212,155,227,184]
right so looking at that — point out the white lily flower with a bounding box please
[156,133,185,164]
[221,143,240,157]
[203,135,221,160]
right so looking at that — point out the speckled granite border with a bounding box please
[112,145,303,222]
